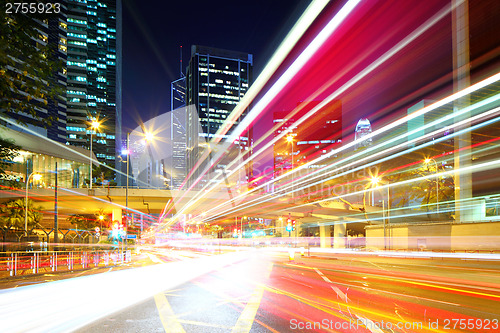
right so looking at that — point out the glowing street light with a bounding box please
[89,120,100,190]
[370,176,380,205]
[25,172,42,237]
[144,131,155,143]
[424,158,439,214]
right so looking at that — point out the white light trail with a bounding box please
[168,0,362,226]
[203,89,500,222]
[214,0,331,141]
[178,1,455,220]
[0,251,248,333]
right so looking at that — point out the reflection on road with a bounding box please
[2,246,498,332]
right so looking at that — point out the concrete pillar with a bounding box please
[112,208,122,224]
[333,222,347,249]
[319,224,331,248]
[452,0,472,223]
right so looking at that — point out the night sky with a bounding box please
[122,0,310,132]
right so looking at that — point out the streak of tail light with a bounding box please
[214,0,331,141]
[165,0,362,227]
[261,284,437,333]
[281,104,500,207]
[172,8,499,224]
[0,252,248,333]
[214,0,361,143]
[194,1,453,195]
[200,77,500,222]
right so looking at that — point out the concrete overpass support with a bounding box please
[319,224,331,248]
[112,208,122,224]
[333,222,347,249]
[452,0,472,223]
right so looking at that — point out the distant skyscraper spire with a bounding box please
[355,118,372,149]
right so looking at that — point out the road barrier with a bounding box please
[0,249,131,277]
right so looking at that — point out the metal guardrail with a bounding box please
[0,250,132,277]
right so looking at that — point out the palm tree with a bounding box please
[0,198,43,245]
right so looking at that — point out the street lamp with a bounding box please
[367,176,391,249]
[144,131,155,143]
[89,120,100,190]
[241,216,247,239]
[286,135,294,199]
[370,176,380,206]
[424,158,439,214]
[122,132,130,221]
[25,172,42,237]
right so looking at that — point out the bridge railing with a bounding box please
[0,249,131,278]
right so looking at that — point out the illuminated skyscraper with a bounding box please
[64,0,122,172]
[2,5,68,142]
[185,45,253,189]
[354,118,372,149]
[186,45,252,138]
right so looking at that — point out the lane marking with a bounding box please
[231,284,265,333]
[154,292,186,333]
[314,267,387,333]
[146,253,165,263]
[308,263,500,298]
[231,262,273,333]
[177,319,233,329]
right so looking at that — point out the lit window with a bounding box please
[68,18,87,25]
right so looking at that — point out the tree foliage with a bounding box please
[67,214,100,231]
[0,7,63,126]
[384,161,455,218]
[0,198,43,232]
[0,136,20,175]
[93,164,117,187]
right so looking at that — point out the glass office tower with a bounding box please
[65,0,122,172]
[185,45,253,189]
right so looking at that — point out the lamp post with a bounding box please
[370,176,391,249]
[125,132,129,220]
[424,158,439,214]
[89,120,100,190]
[241,216,247,239]
[25,172,42,237]
[287,135,294,199]
[98,214,104,230]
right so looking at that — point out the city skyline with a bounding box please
[121,0,309,132]
[0,1,500,330]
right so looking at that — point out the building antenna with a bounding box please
[180,45,183,77]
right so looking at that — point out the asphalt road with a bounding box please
[72,249,500,333]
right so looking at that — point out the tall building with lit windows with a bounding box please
[185,45,253,189]
[2,4,68,142]
[64,0,122,173]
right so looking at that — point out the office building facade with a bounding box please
[64,0,122,173]
[2,5,68,142]
[185,45,253,189]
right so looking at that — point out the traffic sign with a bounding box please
[126,234,137,239]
